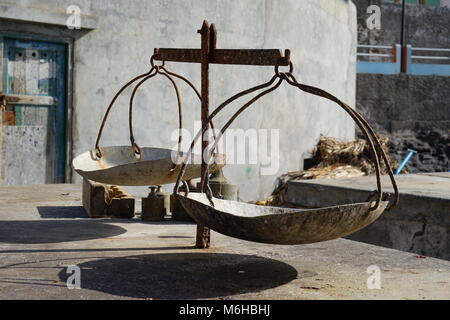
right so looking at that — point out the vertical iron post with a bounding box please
[196,20,211,248]
[400,0,408,72]
[400,0,406,48]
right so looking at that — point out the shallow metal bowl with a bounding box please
[176,193,388,245]
[73,146,226,186]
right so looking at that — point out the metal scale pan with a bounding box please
[177,193,388,245]
[173,64,399,245]
[73,146,225,186]
[73,61,226,186]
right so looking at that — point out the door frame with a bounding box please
[0,29,74,183]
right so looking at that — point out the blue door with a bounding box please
[1,37,67,184]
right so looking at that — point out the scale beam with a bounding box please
[153,48,291,66]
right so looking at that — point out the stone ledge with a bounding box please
[287,173,450,260]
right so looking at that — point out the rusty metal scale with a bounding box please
[74,21,399,248]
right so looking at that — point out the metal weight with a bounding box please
[141,186,166,221]
[197,169,237,200]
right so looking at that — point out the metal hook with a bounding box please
[95,147,103,159]
[173,179,190,196]
[274,61,293,77]
[205,184,215,207]
[181,180,190,196]
[150,54,165,70]
[131,141,141,156]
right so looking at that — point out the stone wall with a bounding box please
[355,1,450,173]
[0,0,357,201]
[356,0,450,47]
[357,73,450,172]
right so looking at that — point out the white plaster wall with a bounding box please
[0,0,357,201]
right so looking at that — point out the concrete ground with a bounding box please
[0,184,449,300]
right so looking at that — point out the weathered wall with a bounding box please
[357,73,450,172]
[356,0,450,47]
[0,0,357,201]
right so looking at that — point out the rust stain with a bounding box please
[97,158,106,169]
[2,111,15,125]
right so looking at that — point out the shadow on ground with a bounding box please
[37,206,88,219]
[0,220,126,243]
[58,253,298,299]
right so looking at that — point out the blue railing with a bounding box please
[357,44,401,74]
[357,44,450,76]
[405,45,450,76]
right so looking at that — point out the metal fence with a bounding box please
[357,44,401,74]
[357,44,450,76]
[405,45,450,76]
